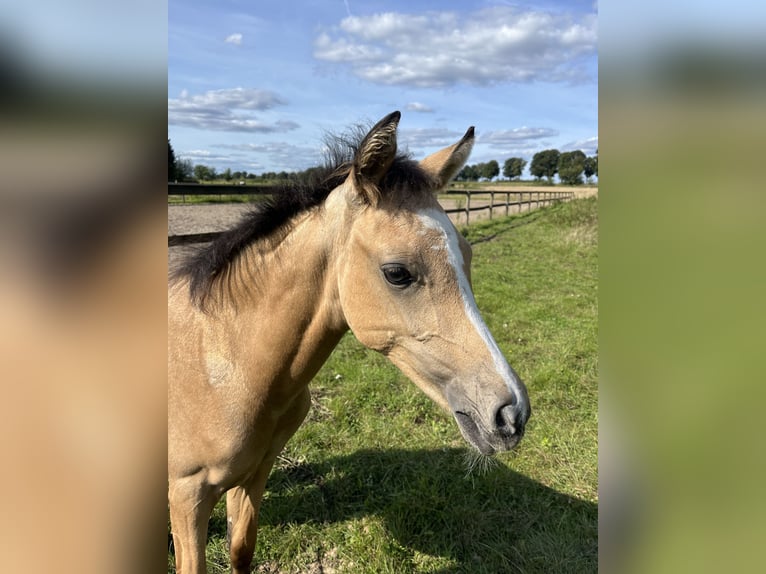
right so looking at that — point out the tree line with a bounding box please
[457,149,597,185]
[168,140,328,184]
[169,140,597,185]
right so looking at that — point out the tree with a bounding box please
[481,160,500,181]
[176,159,193,182]
[223,168,233,181]
[168,139,177,182]
[192,164,207,182]
[503,157,527,180]
[558,150,586,185]
[299,166,326,185]
[456,164,479,181]
[530,149,560,183]
[193,164,217,182]
[583,156,597,182]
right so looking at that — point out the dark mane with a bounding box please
[172,128,435,310]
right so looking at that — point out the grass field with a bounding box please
[168,196,598,573]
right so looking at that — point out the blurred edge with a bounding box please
[600,2,766,573]
[3,1,766,573]
[0,2,167,573]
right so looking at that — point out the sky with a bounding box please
[168,0,598,175]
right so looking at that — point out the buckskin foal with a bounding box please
[168,111,531,573]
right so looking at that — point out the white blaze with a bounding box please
[417,209,524,397]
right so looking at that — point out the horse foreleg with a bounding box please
[227,389,312,573]
[226,471,270,574]
[169,476,218,574]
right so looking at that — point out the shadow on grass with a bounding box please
[463,209,544,245]
[222,448,597,573]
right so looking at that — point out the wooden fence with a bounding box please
[168,182,277,200]
[440,189,574,226]
[168,184,574,246]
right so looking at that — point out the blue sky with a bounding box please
[169,0,598,175]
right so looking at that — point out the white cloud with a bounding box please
[399,127,466,149]
[405,102,434,113]
[214,141,324,172]
[171,87,285,111]
[479,127,559,146]
[314,33,384,62]
[215,143,274,153]
[314,7,597,87]
[168,88,300,133]
[400,126,558,157]
[178,149,232,162]
[225,33,243,45]
[562,136,598,154]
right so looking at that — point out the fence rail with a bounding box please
[168,182,277,198]
[168,186,574,245]
[440,190,574,225]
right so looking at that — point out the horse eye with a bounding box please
[382,264,415,287]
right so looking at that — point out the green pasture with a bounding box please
[168,196,598,573]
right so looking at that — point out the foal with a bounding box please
[168,111,531,573]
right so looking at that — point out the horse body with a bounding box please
[168,112,531,573]
[168,207,348,572]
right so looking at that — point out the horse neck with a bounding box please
[224,206,348,394]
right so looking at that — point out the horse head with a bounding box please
[334,111,531,454]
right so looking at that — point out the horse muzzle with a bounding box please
[449,390,531,455]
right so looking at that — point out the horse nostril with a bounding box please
[494,403,518,434]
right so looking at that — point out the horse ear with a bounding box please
[419,126,475,188]
[351,111,401,204]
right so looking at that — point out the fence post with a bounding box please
[490,190,494,220]
[465,190,471,226]
[506,192,510,217]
